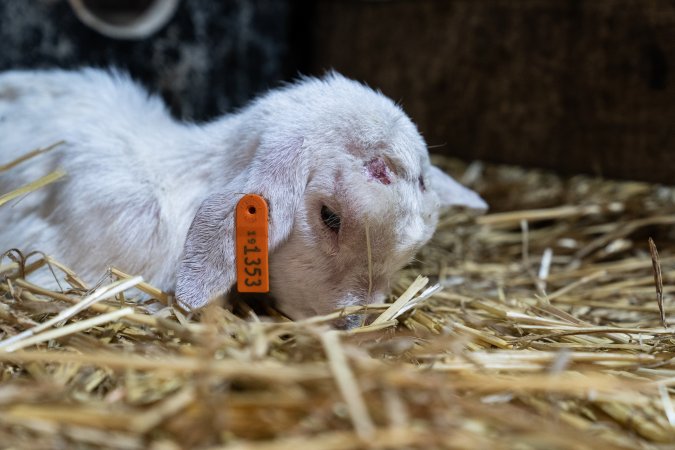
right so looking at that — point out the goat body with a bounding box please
[0,69,486,320]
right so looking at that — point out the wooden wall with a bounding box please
[310,0,675,183]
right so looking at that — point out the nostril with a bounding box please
[333,315,361,330]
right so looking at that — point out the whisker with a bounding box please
[365,222,373,299]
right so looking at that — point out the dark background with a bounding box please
[0,0,303,120]
[1,0,673,183]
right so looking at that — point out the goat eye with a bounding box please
[321,205,341,233]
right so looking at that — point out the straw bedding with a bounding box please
[2,148,675,449]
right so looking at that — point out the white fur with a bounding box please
[0,68,487,321]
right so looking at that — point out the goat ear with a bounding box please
[428,165,488,212]
[175,135,306,311]
[175,192,238,310]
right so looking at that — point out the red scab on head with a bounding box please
[365,157,392,185]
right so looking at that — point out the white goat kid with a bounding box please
[0,69,486,321]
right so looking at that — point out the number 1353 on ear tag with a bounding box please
[235,194,269,293]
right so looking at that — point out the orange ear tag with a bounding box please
[235,194,270,293]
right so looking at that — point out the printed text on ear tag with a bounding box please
[235,194,269,293]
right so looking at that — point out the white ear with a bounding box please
[429,165,488,212]
[175,191,239,310]
[175,135,306,311]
